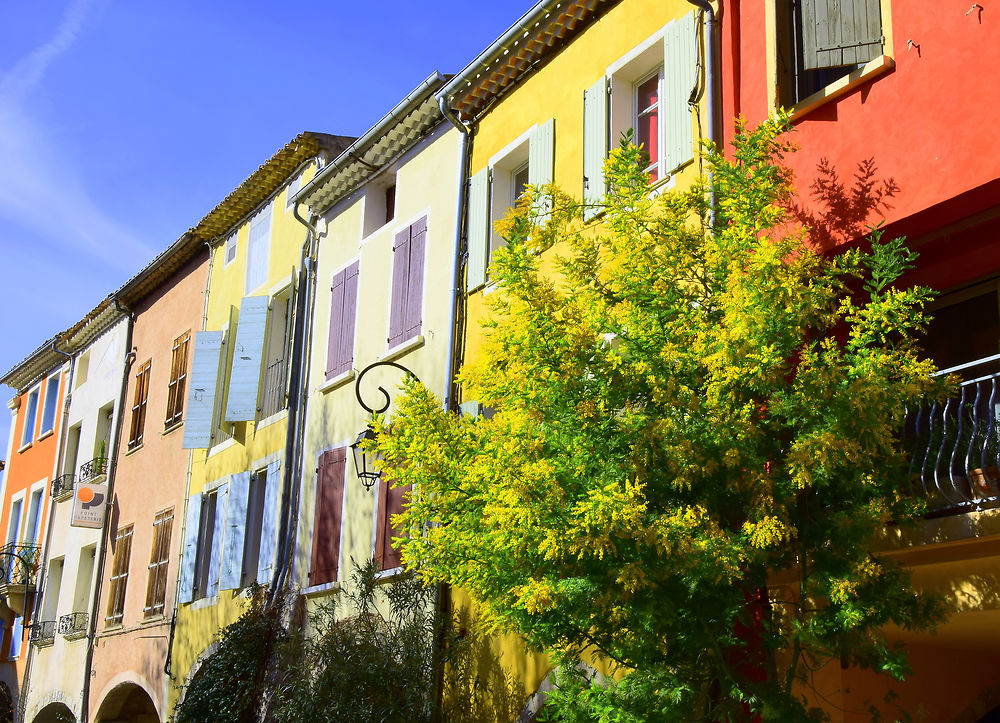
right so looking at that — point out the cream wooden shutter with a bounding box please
[583,77,609,220]
[466,168,490,291]
[662,11,697,174]
[529,119,555,223]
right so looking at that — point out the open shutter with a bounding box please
[225,296,269,421]
[662,11,697,174]
[325,269,346,379]
[220,472,250,591]
[256,460,282,585]
[403,218,426,340]
[206,483,228,597]
[388,228,411,348]
[466,168,490,291]
[179,493,202,603]
[308,448,346,586]
[529,119,556,223]
[182,331,224,449]
[800,0,883,70]
[583,77,608,220]
[375,480,409,570]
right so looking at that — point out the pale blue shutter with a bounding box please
[257,460,282,584]
[466,169,490,292]
[662,11,697,174]
[800,0,883,70]
[225,296,269,421]
[220,472,250,591]
[245,204,272,294]
[206,483,228,597]
[583,77,608,219]
[179,492,202,603]
[528,118,555,223]
[182,331,224,449]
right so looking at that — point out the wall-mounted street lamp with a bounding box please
[351,361,420,491]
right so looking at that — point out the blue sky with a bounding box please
[0,0,530,460]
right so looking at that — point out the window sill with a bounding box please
[256,408,289,431]
[189,594,219,611]
[789,55,894,121]
[102,623,123,633]
[141,613,165,625]
[318,369,355,395]
[36,429,54,442]
[162,420,184,436]
[302,580,342,597]
[124,443,143,457]
[374,566,407,584]
[18,441,32,454]
[380,335,424,363]
[207,436,238,458]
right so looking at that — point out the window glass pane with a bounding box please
[40,376,59,434]
[636,75,659,179]
[21,391,38,446]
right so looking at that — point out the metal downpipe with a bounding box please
[687,0,720,228]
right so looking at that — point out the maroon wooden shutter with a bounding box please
[309,448,346,585]
[403,217,426,341]
[326,269,346,379]
[388,228,411,347]
[375,481,409,570]
[340,261,359,372]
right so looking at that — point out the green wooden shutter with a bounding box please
[662,11,697,174]
[529,118,555,224]
[583,77,608,220]
[800,0,883,71]
[466,168,490,292]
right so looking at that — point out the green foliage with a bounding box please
[374,114,951,721]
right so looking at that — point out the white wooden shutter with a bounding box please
[245,203,272,294]
[662,11,697,174]
[583,77,609,219]
[182,331,224,449]
[206,483,228,597]
[528,118,555,223]
[800,0,883,70]
[179,493,202,603]
[225,296,269,421]
[257,460,282,584]
[466,168,490,292]
[220,472,250,591]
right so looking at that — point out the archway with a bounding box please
[30,702,74,723]
[94,682,159,723]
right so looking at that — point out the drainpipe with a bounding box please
[18,339,74,723]
[687,0,720,228]
[81,300,135,723]
[269,203,319,604]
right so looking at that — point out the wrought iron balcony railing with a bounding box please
[51,473,75,500]
[906,353,1000,515]
[58,612,88,639]
[79,456,109,484]
[259,358,287,420]
[28,620,55,646]
[0,542,41,588]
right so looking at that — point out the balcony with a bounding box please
[79,456,109,484]
[58,612,88,640]
[51,473,75,501]
[259,358,287,420]
[906,354,1000,516]
[28,620,55,647]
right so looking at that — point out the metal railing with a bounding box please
[28,620,55,646]
[51,474,75,499]
[58,612,88,638]
[79,456,109,483]
[906,354,1000,515]
[259,358,287,419]
[0,543,41,587]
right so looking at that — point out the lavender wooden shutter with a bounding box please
[325,269,346,380]
[403,218,426,341]
[375,481,409,570]
[308,448,346,586]
[388,228,411,348]
[341,262,359,372]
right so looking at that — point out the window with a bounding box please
[375,477,410,572]
[224,232,237,267]
[23,488,42,544]
[73,545,97,614]
[39,375,60,436]
[776,0,884,105]
[165,331,191,427]
[245,203,272,294]
[635,71,661,179]
[6,499,22,546]
[325,262,359,380]
[20,389,38,448]
[285,172,303,211]
[7,617,22,660]
[105,524,133,627]
[309,449,346,586]
[363,171,398,237]
[143,509,173,618]
[920,283,1000,376]
[127,360,151,450]
[241,470,268,586]
[388,217,427,349]
[41,558,63,624]
[75,351,89,389]
[194,487,226,599]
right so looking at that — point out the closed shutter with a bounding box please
[800,0,883,71]
[225,296,269,421]
[528,119,555,223]
[466,169,490,291]
[403,218,426,341]
[219,472,250,591]
[182,331,224,449]
[245,203,272,294]
[178,493,202,603]
[256,460,282,585]
[309,448,346,586]
[583,77,609,219]
[206,483,228,597]
[662,11,697,174]
[375,480,410,570]
[388,227,411,348]
[325,261,360,380]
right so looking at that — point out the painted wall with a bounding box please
[89,250,209,723]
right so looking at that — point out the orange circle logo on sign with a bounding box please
[78,487,95,503]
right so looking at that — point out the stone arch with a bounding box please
[29,701,74,723]
[93,681,159,723]
[174,641,219,710]
[516,662,607,723]
[26,690,76,723]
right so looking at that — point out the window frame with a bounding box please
[223,232,238,268]
[20,387,39,449]
[165,331,191,428]
[39,374,60,437]
[105,524,134,627]
[127,360,151,451]
[634,68,663,180]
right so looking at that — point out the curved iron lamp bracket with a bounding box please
[354,361,421,415]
